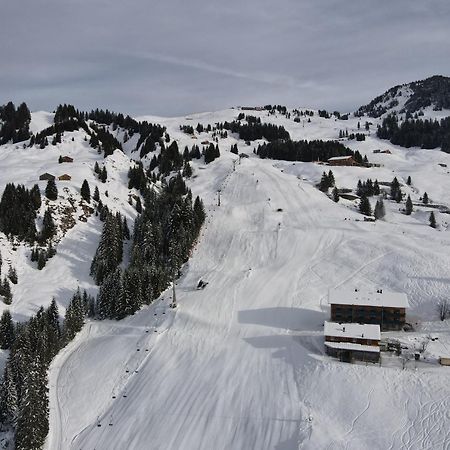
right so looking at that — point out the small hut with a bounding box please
[58,174,72,181]
[39,173,55,181]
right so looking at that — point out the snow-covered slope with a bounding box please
[0,117,138,320]
[2,104,450,449]
[39,108,450,450]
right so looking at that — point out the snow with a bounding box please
[1,106,450,449]
[324,342,380,353]
[43,109,450,448]
[324,321,380,341]
[328,156,353,161]
[29,111,54,135]
[328,287,409,309]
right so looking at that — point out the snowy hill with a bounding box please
[356,75,450,118]
[1,97,450,449]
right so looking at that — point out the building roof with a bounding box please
[328,156,354,161]
[325,341,380,353]
[324,321,380,341]
[328,287,409,308]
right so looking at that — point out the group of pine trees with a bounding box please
[0,290,92,449]
[0,253,13,305]
[356,179,380,197]
[0,184,41,242]
[204,143,220,164]
[91,175,205,320]
[257,139,364,164]
[357,176,438,225]
[0,102,31,145]
[319,171,335,192]
[220,116,290,142]
[377,114,450,152]
[31,118,89,149]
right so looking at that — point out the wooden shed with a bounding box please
[59,156,74,163]
[39,173,55,181]
[58,174,72,181]
[439,357,450,366]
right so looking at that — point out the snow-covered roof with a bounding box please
[328,156,353,161]
[328,287,409,308]
[324,321,380,341]
[325,341,380,353]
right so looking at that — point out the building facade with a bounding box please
[324,321,381,363]
[329,287,409,331]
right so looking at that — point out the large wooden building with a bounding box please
[328,287,409,331]
[324,321,381,363]
[328,155,358,166]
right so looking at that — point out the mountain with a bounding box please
[1,96,450,449]
[356,75,450,118]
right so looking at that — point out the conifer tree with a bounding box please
[359,195,372,216]
[327,170,335,187]
[81,179,91,203]
[193,196,206,232]
[30,185,41,210]
[0,310,15,349]
[319,172,330,192]
[390,177,400,200]
[135,197,143,214]
[2,279,12,304]
[41,208,55,241]
[122,217,130,240]
[373,179,380,195]
[15,355,49,449]
[8,266,18,285]
[405,195,413,215]
[93,186,100,202]
[0,363,18,425]
[332,187,339,202]
[406,176,412,185]
[45,179,58,201]
[182,162,192,178]
[374,198,386,220]
[429,211,437,228]
[423,192,429,204]
[37,251,47,270]
[100,166,108,183]
[90,213,124,284]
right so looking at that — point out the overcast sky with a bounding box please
[1,0,449,116]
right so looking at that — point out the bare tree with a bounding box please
[437,298,449,321]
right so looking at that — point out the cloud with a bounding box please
[0,0,449,116]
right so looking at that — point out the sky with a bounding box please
[1,0,450,117]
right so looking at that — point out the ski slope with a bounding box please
[45,145,450,450]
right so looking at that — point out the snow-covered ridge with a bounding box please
[356,75,450,118]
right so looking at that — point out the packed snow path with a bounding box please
[47,156,450,450]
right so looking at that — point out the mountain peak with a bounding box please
[356,75,450,118]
